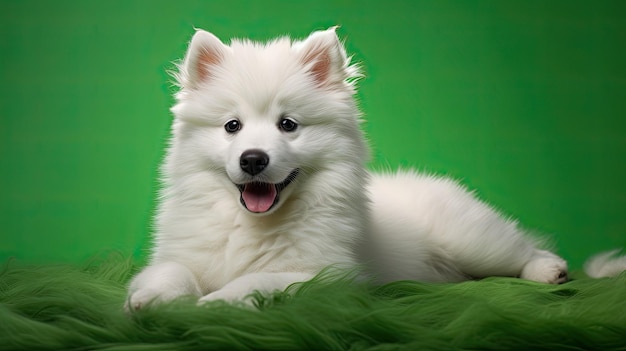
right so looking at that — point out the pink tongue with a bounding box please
[242,183,277,213]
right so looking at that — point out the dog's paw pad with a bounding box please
[124,290,154,313]
[521,257,569,284]
[556,271,568,283]
[124,300,143,313]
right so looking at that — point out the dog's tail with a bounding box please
[584,249,626,278]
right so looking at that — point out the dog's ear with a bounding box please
[296,27,356,88]
[177,29,228,89]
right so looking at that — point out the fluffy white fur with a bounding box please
[584,250,626,278]
[126,28,622,310]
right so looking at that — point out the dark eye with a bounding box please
[278,117,298,132]
[224,119,241,133]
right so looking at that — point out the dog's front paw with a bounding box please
[198,288,255,306]
[125,288,166,313]
[125,286,195,312]
[125,262,203,313]
[521,255,568,284]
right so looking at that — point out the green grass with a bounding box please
[1,253,625,350]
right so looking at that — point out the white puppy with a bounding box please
[127,27,605,310]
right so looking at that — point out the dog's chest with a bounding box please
[196,217,305,292]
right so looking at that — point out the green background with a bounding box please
[1,0,625,270]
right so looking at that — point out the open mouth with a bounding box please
[236,169,300,213]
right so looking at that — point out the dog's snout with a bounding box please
[240,149,270,176]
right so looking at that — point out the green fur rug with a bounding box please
[1,254,625,350]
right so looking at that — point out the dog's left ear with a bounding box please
[296,27,356,88]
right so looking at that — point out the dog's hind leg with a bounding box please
[368,171,568,284]
[520,250,569,283]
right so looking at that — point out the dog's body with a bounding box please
[126,28,622,310]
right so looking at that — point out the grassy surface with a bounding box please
[1,253,625,350]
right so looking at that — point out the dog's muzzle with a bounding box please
[236,149,299,213]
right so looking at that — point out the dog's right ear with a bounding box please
[177,29,228,89]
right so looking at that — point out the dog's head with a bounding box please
[169,28,368,215]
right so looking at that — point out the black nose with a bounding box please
[240,149,269,176]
